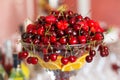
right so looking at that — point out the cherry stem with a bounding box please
[66,43,72,56]
[79,25,82,36]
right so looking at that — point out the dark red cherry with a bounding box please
[71,30,78,36]
[65,28,73,34]
[59,37,67,44]
[25,38,32,43]
[76,15,83,21]
[50,53,57,61]
[27,57,32,64]
[45,15,56,23]
[69,36,78,44]
[89,50,96,57]
[67,10,73,15]
[31,57,38,64]
[104,46,109,51]
[69,18,76,25]
[44,55,50,62]
[100,51,106,57]
[33,39,40,44]
[61,57,69,65]
[37,27,44,36]
[86,55,93,63]
[69,56,76,63]
[78,36,87,44]
[21,33,28,40]
[94,33,104,41]
[57,30,64,37]
[74,24,81,31]
[41,37,50,45]
[50,36,57,43]
[26,24,36,33]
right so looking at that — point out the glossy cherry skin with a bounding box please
[59,37,67,44]
[45,15,56,23]
[37,27,44,36]
[69,36,78,44]
[89,50,96,57]
[26,24,36,33]
[86,55,93,63]
[61,57,69,65]
[57,20,68,30]
[44,55,50,62]
[18,51,28,59]
[68,56,77,63]
[50,36,57,43]
[31,57,38,64]
[50,53,57,61]
[26,57,32,64]
[94,33,104,41]
[78,36,87,44]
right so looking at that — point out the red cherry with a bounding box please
[61,57,69,65]
[76,21,89,31]
[50,53,57,61]
[43,48,48,54]
[33,39,40,44]
[25,38,32,43]
[65,28,73,34]
[57,20,68,30]
[59,37,67,44]
[31,57,38,64]
[100,51,106,57]
[18,51,28,59]
[57,30,64,37]
[26,24,36,33]
[41,36,50,45]
[69,56,76,63]
[69,18,76,25]
[105,51,109,56]
[50,36,57,43]
[84,17,90,21]
[86,55,93,63]
[44,55,50,62]
[94,33,104,41]
[32,29,37,34]
[67,10,73,15]
[73,24,81,31]
[87,20,95,27]
[78,36,86,44]
[37,27,44,36]
[69,36,78,44]
[76,15,83,21]
[45,15,56,23]
[104,46,109,51]
[27,57,32,64]
[89,50,96,57]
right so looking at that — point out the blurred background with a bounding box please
[0,0,120,80]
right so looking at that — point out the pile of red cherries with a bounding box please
[18,10,109,65]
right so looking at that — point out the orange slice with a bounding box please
[38,56,62,70]
[61,53,88,71]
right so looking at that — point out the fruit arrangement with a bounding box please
[19,10,109,71]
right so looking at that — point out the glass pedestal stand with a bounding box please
[53,70,76,80]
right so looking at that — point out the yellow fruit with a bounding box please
[36,53,88,71]
[62,53,88,71]
[37,55,62,70]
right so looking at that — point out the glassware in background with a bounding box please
[0,48,8,80]
[3,40,13,76]
[9,54,25,80]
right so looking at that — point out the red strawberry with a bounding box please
[57,20,68,30]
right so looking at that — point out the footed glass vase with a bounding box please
[22,43,88,80]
